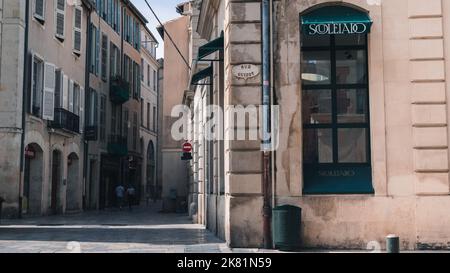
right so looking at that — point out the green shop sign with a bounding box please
[301,5,373,36]
[306,23,369,35]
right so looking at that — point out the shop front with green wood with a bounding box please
[300,5,374,194]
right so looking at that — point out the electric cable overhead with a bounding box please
[143,0,191,70]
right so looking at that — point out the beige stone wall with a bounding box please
[223,0,264,248]
[87,3,146,209]
[160,15,190,210]
[272,0,450,250]
[216,0,450,250]
[0,0,88,217]
[0,0,26,217]
[140,26,159,201]
[25,0,88,215]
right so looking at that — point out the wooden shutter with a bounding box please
[34,0,45,21]
[73,7,82,54]
[42,62,56,120]
[73,84,80,116]
[101,34,108,80]
[116,48,121,76]
[80,87,85,133]
[95,28,100,75]
[55,0,66,39]
[69,80,74,112]
[94,91,99,126]
[63,74,69,110]
[29,53,36,113]
[54,69,62,108]
[117,2,121,34]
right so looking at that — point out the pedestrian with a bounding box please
[126,185,136,211]
[115,184,125,210]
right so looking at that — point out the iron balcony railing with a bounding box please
[49,108,80,134]
[107,134,128,157]
[110,76,130,104]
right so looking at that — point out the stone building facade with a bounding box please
[140,25,160,202]
[181,0,450,250]
[0,0,154,218]
[158,2,192,212]
[0,0,92,217]
[85,0,148,210]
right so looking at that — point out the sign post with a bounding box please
[181,142,193,161]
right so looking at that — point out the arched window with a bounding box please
[301,5,374,194]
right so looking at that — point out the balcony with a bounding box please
[110,76,130,104]
[107,135,128,157]
[49,108,80,134]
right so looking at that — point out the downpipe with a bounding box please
[262,0,273,249]
[18,0,31,219]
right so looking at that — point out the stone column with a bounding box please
[224,0,264,248]
[0,0,26,218]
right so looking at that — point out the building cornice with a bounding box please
[196,0,219,40]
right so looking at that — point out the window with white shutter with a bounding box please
[31,54,44,116]
[63,74,69,110]
[95,27,100,75]
[69,80,74,113]
[117,1,121,34]
[73,83,80,116]
[42,63,56,121]
[80,87,85,133]
[34,0,46,23]
[147,64,150,87]
[55,69,63,109]
[73,7,82,55]
[55,0,66,40]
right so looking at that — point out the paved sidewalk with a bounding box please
[0,203,233,253]
[2,204,443,253]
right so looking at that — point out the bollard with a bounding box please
[386,234,400,253]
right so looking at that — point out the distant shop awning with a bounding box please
[301,6,373,35]
[191,66,213,85]
[197,36,224,61]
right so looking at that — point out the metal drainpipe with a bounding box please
[120,5,125,186]
[18,0,31,219]
[262,0,273,249]
[83,8,92,211]
[269,0,276,233]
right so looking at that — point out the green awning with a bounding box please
[198,36,224,61]
[301,6,373,35]
[191,66,213,85]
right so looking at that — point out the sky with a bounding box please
[131,0,184,59]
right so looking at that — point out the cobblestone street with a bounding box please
[0,203,236,253]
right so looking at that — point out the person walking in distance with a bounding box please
[126,185,136,211]
[115,184,125,210]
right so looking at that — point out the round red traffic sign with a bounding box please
[182,142,193,153]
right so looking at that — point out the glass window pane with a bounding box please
[335,34,366,46]
[336,50,367,84]
[301,51,331,85]
[337,89,368,123]
[338,128,368,163]
[303,129,333,164]
[302,89,332,124]
[301,34,330,47]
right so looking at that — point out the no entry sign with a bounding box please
[182,142,193,153]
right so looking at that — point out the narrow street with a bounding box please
[0,203,231,253]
